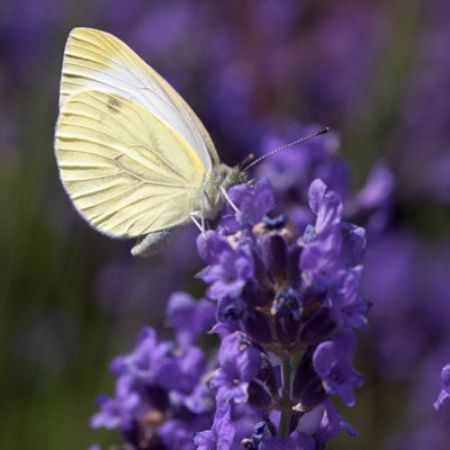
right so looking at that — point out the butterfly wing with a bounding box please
[55,89,204,238]
[60,27,219,170]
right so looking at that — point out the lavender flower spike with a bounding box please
[91,177,368,449]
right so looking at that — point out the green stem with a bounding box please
[279,358,292,438]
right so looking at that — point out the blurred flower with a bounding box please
[393,0,450,203]
[167,292,215,347]
[386,423,450,450]
[0,0,66,83]
[434,364,450,410]
[295,1,390,124]
[90,312,214,449]
[91,377,140,431]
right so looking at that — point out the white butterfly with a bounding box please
[54,28,245,256]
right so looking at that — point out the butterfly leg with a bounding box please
[220,186,240,214]
[200,190,212,231]
[190,212,206,235]
[201,213,206,232]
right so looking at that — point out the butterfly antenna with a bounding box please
[242,127,330,172]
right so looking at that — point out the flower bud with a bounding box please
[258,354,278,396]
[248,380,273,408]
[241,307,273,344]
[241,280,272,307]
[272,289,302,347]
[286,244,302,286]
[299,307,340,345]
[293,352,327,412]
[261,234,288,280]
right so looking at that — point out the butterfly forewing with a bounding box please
[55,89,204,238]
[60,27,219,171]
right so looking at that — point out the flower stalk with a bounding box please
[279,358,292,438]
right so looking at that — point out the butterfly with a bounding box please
[54,28,246,256]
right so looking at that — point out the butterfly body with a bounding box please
[55,28,246,255]
[198,163,246,219]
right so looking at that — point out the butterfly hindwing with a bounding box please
[55,89,204,238]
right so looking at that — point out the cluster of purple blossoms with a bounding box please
[89,292,217,450]
[90,178,367,449]
[195,179,365,449]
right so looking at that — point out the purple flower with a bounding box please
[340,223,366,267]
[160,418,206,450]
[176,381,215,415]
[90,323,213,448]
[198,248,255,299]
[333,266,368,330]
[300,180,367,310]
[300,224,343,277]
[196,231,231,265]
[168,292,216,346]
[434,364,450,410]
[300,179,351,279]
[315,399,358,445]
[90,377,139,431]
[110,327,205,394]
[157,346,206,394]
[229,178,275,224]
[308,178,343,233]
[194,402,235,450]
[110,327,169,380]
[210,332,262,404]
[220,179,275,232]
[313,331,363,406]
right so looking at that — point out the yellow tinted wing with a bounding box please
[55,89,204,238]
[60,27,219,169]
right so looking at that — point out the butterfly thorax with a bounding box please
[198,164,247,219]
